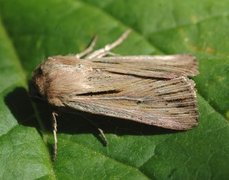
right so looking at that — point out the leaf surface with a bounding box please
[0,0,228,179]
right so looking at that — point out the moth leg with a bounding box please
[79,114,108,145]
[97,127,108,146]
[75,36,98,59]
[52,112,58,161]
[87,118,108,145]
[86,29,131,59]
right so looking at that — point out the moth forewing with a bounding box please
[90,55,198,79]
[64,75,198,130]
[30,30,199,160]
[32,54,198,130]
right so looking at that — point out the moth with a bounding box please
[29,30,199,159]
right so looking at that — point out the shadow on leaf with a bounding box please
[4,87,38,127]
[5,87,177,146]
[56,110,177,136]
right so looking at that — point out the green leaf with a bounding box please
[0,0,228,179]
[0,18,54,179]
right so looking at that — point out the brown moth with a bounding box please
[30,30,199,159]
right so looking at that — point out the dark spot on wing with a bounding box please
[76,90,121,96]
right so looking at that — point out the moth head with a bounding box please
[29,65,47,101]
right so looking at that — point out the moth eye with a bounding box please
[37,67,43,74]
[29,80,43,100]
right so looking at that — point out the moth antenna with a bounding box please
[86,29,131,59]
[52,112,58,161]
[106,51,121,57]
[75,35,98,59]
